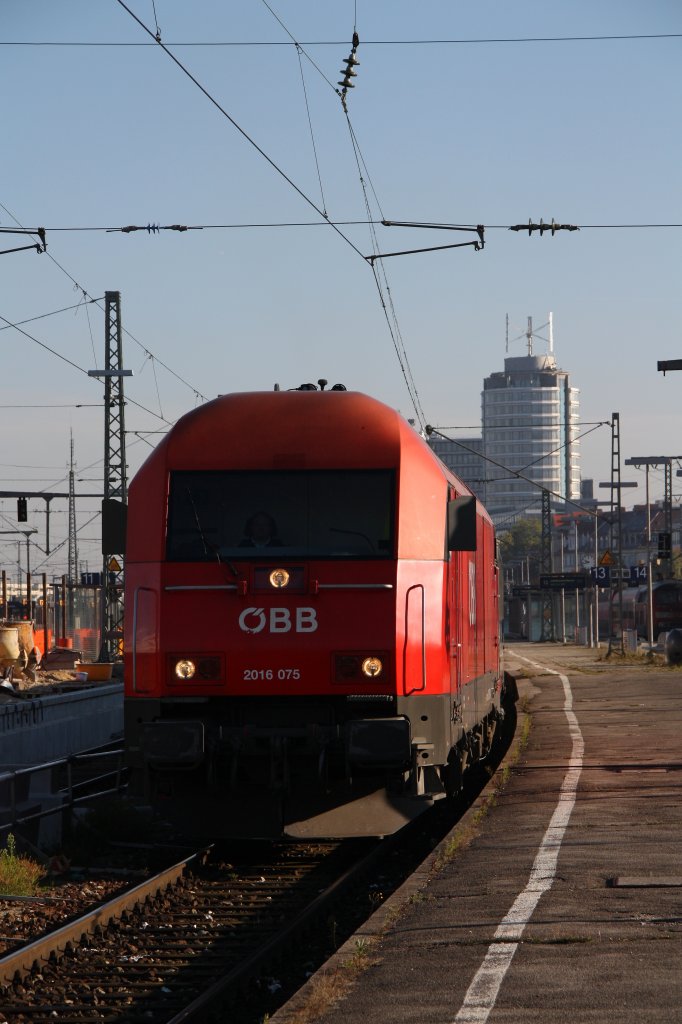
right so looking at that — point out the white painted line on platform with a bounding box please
[452,655,584,1024]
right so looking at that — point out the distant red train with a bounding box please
[124,386,504,838]
[596,580,682,640]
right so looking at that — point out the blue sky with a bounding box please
[2,0,681,577]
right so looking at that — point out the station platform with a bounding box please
[273,642,682,1024]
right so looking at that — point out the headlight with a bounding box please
[269,568,290,589]
[175,659,196,680]
[333,652,389,683]
[362,656,383,678]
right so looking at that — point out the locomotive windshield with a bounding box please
[166,469,395,561]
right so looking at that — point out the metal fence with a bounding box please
[0,747,127,841]
[1,572,104,661]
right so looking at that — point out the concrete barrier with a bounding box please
[0,684,123,767]
[0,684,123,847]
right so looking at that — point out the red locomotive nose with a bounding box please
[124,390,502,838]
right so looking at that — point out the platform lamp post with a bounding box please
[0,529,38,613]
[625,459,654,651]
[598,479,637,652]
[626,456,682,652]
[588,504,613,648]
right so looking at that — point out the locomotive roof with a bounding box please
[128,389,491,558]
[152,390,450,474]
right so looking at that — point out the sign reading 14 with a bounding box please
[590,565,648,583]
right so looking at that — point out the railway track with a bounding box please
[0,837,382,1023]
[0,706,515,1023]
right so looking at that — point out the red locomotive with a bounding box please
[124,386,503,837]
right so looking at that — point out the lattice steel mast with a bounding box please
[67,431,78,583]
[93,291,130,660]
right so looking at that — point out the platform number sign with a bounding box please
[590,565,647,584]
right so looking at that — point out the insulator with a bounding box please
[338,79,355,88]
[339,67,357,78]
[342,55,360,67]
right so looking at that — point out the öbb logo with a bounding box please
[238,607,318,634]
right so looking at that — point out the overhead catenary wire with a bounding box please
[343,111,426,428]
[216,0,418,423]
[427,425,607,521]
[113,0,367,261]
[0,200,210,405]
[0,312,176,428]
[30,220,682,232]
[255,0,420,424]
[150,0,161,42]
[0,297,102,331]
[518,421,608,474]
[295,44,328,216]
[114,0,428,429]
[253,0,424,426]
[5,20,677,566]
[430,422,612,510]
[0,404,103,409]
[258,0,339,93]
[4,33,681,46]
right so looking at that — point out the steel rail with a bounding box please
[0,848,207,987]
[163,835,389,1023]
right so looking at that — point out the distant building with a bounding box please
[429,316,580,527]
[427,435,488,503]
[483,352,580,524]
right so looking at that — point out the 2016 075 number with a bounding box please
[243,668,301,681]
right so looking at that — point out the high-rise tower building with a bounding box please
[429,315,581,525]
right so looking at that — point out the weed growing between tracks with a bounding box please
[0,834,43,896]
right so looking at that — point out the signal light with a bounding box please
[658,532,672,559]
[17,497,27,522]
